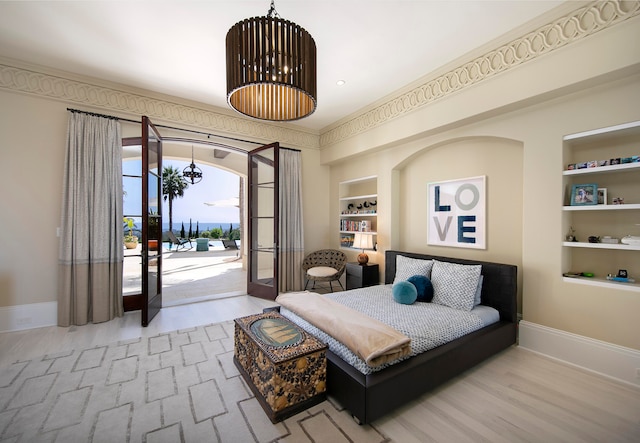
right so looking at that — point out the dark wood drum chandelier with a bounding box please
[226,0,317,121]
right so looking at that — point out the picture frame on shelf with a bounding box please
[612,197,625,205]
[597,188,607,205]
[570,183,598,206]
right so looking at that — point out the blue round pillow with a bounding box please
[407,274,434,302]
[392,281,417,305]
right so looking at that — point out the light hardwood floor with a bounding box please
[377,346,640,442]
[1,296,638,442]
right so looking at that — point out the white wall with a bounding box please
[320,10,640,352]
[328,74,640,350]
[0,92,67,313]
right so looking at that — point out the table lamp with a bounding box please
[352,232,374,265]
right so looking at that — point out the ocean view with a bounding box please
[161,221,239,232]
[160,239,241,251]
[123,220,240,239]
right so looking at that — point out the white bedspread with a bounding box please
[280,284,499,375]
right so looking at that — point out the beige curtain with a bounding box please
[278,149,305,292]
[58,112,124,326]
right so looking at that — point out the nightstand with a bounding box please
[346,262,379,290]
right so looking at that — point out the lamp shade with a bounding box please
[353,232,374,265]
[226,15,317,121]
[353,232,374,251]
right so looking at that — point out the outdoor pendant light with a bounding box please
[183,146,203,185]
[226,0,317,121]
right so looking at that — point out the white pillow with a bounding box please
[431,260,481,311]
[393,255,433,283]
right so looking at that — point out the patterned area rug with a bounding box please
[0,321,386,442]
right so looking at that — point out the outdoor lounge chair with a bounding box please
[167,231,192,251]
[222,239,239,250]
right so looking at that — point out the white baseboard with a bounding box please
[0,302,57,332]
[519,320,640,387]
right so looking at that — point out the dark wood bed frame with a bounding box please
[324,250,518,424]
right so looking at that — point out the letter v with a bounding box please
[433,216,453,241]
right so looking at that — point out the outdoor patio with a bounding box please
[123,240,344,306]
[124,242,247,306]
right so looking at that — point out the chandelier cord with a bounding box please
[267,0,280,18]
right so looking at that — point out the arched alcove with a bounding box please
[390,136,524,312]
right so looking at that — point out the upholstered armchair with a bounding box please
[302,249,347,292]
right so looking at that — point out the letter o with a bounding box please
[455,184,479,210]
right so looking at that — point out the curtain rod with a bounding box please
[66,107,300,151]
[155,123,262,146]
[280,147,301,152]
[156,124,300,151]
[67,107,139,124]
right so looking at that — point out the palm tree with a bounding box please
[162,166,188,233]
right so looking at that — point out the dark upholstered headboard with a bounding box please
[385,250,517,323]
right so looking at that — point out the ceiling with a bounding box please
[0,1,566,131]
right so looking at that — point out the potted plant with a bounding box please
[123,217,138,249]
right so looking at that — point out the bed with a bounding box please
[274,250,518,424]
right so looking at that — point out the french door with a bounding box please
[247,143,279,300]
[142,117,163,326]
[122,117,163,326]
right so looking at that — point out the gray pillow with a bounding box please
[393,255,433,283]
[474,275,484,306]
[431,260,481,311]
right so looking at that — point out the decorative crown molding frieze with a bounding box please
[320,0,640,147]
[0,63,319,150]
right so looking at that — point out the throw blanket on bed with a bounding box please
[276,291,412,367]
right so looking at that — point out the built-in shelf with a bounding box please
[339,193,377,201]
[563,162,640,176]
[339,176,378,249]
[562,276,640,293]
[561,120,640,290]
[563,204,640,211]
[341,231,377,235]
[340,213,377,217]
[562,241,640,251]
[563,120,640,141]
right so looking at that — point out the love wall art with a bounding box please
[427,176,486,249]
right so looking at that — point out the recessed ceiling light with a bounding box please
[336,80,346,86]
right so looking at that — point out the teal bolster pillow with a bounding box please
[407,274,434,302]
[392,281,417,305]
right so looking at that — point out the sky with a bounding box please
[123,160,240,227]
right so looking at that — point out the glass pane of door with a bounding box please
[253,217,274,281]
[247,143,279,300]
[123,143,143,304]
